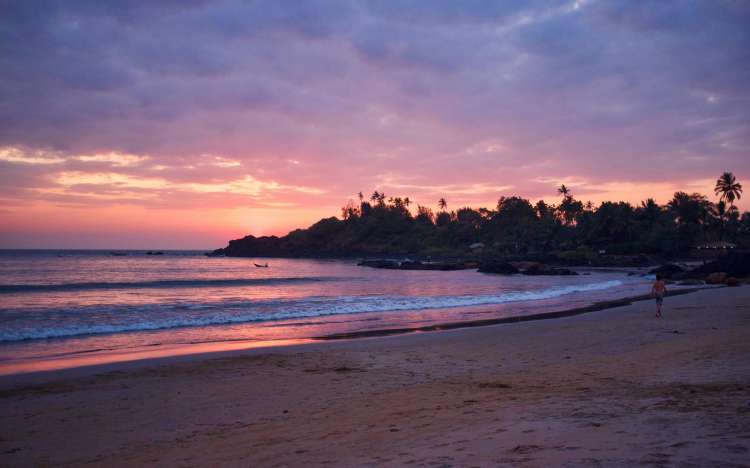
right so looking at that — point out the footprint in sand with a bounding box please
[509,444,542,454]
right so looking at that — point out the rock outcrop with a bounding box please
[682,252,750,281]
[520,263,578,276]
[478,260,519,274]
[648,264,684,278]
[358,260,476,271]
[705,272,729,285]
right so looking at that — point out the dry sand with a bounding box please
[1,286,749,467]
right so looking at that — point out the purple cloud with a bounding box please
[0,0,749,246]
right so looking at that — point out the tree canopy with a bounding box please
[214,174,749,259]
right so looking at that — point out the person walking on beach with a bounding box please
[651,274,667,318]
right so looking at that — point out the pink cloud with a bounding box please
[0,1,748,247]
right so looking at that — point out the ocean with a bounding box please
[0,250,661,374]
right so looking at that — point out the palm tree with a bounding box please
[358,191,364,203]
[371,191,386,206]
[438,197,447,211]
[638,198,661,223]
[668,192,710,226]
[714,200,727,240]
[557,184,570,198]
[714,172,743,207]
[558,195,583,226]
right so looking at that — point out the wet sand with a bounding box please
[2,286,749,466]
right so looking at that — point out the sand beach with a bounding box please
[1,286,749,466]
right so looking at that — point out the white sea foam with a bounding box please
[0,280,623,342]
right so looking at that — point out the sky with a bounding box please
[1,0,748,249]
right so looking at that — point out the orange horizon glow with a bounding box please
[1,155,745,250]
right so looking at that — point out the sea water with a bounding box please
[0,250,660,373]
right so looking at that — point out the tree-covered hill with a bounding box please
[212,175,748,261]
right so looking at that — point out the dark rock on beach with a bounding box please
[677,279,704,286]
[580,254,657,268]
[648,263,684,278]
[725,277,741,287]
[478,259,519,274]
[478,258,577,276]
[399,261,472,271]
[358,259,401,269]
[705,272,729,285]
[357,259,475,271]
[683,252,750,280]
[521,263,578,276]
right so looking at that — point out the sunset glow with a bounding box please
[1,1,748,248]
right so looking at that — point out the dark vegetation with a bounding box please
[212,173,748,267]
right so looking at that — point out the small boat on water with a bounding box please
[254,262,269,268]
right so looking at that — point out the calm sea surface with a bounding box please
[0,250,661,373]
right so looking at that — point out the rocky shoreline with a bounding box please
[357,252,750,284]
[356,259,477,271]
[357,258,579,276]
[645,252,750,286]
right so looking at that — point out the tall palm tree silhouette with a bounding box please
[557,184,570,198]
[438,198,447,211]
[714,200,727,240]
[714,172,743,208]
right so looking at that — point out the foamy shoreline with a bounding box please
[0,282,693,379]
